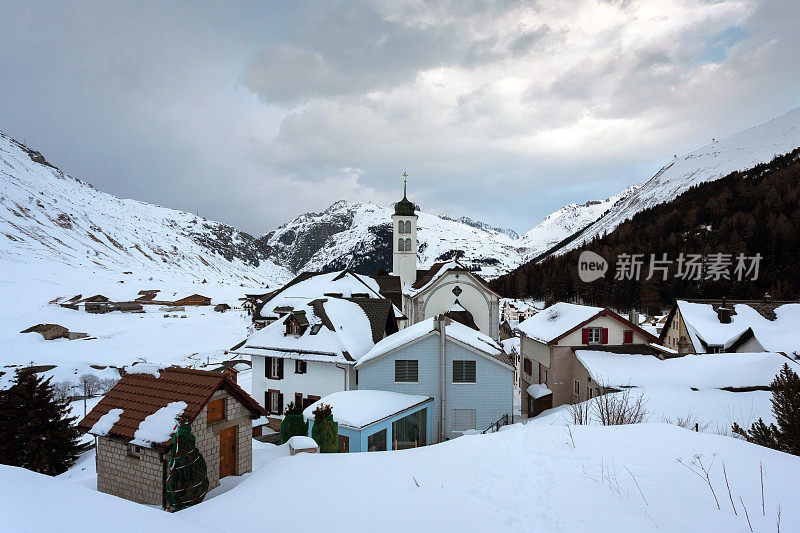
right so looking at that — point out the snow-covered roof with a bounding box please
[526,383,552,399]
[677,300,800,354]
[515,302,604,344]
[287,436,317,450]
[236,297,375,364]
[258,270,383,319]
[356,317,506,367]
[302,390,432,429]
[501,337,520,355]
[574,350,794,389]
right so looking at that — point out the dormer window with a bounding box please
[286,320,301,336]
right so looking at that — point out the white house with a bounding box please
[356,315,514,441]
[515,302,658,417]
[234,296,398,416]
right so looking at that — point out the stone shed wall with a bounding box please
[190,389,253,491]
[96,436,164,506]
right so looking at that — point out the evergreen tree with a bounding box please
[280,401,309,444]
[0,370,88,475]
[310,403,338,453]
[165,418,209,511]
[732,363,800,455]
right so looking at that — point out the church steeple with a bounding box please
[391,172,418,289]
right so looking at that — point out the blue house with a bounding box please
[355,316,514,441]
[303,390,433,452]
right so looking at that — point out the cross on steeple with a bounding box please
[402,171,408,197]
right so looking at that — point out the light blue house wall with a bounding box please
[307,401,433,453]
[357,332,514,440]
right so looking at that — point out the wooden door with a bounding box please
[219,426,236,478]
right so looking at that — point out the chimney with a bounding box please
[716,307,732,324]
[629,311,639,326]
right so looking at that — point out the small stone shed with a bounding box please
[78,366,267,507]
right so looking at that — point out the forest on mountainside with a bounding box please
[490,148,800,314]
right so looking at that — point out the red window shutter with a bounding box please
[601,328,609,344]
[624,330,633,344]
[582,328,589,344]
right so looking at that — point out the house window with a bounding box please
[367,429,387,452]
[453,360,476,383]
[395,360,418,382]
[392,409,426,449]
[294,393,303,407]
[539,365,548,384]
[587,327,602,344]
[127,443,141,458]
[206,398,225,424]
[266,357,283,380]
[452,409,477,432]
[574,380,580,395]
[266,390,283,414]
[295,360,307,374]
[587,388,592,399]
[523,358,532,375]
[623,330,633,344]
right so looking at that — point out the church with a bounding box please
[386,180,501,340]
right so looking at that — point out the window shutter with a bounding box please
[265,357,272,378]
[277,393,284,414]
[582,328,589,344]
[601,328,609,344]
[264,391,269,411]
[624,330,633,344]
[278,358,284,379]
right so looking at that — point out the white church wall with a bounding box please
[419,274,494,338]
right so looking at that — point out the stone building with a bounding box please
[78,366,266,507]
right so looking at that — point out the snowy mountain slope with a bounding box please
[548,106,800,257]
[518,184,641,261]
[261,200,526,279]
[0,131,293,287]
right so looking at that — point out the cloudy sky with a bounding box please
[1,1,798,235]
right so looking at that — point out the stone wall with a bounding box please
[96,436,164,506]
[190,389,253,491]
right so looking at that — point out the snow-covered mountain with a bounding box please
[518,184,641,261]
[547,106,800,257]
[0,131,293,288]
[261,200,525,279]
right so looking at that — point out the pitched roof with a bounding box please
[407,259,498,298]
[515,302,658,345]
[372,274,403,309]
[356,317,511,368]
[77,366,266,446]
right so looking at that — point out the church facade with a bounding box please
[389,183,501,340]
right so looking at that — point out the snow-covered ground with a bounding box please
[24,421,798,532]
[0,256,256,388]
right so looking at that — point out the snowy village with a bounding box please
[2,3,800,533]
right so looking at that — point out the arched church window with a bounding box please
[398,239,404,251]
[404,238,412,251]
[398,221,405,234]
[404,220,412,233]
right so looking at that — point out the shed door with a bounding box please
[220,426,236,478]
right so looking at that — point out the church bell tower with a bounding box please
[392,173,418,289]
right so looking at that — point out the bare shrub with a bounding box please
[662,412,710,432]
[593,388,648,425]
[568,399,592,425]
[78,374,102,397]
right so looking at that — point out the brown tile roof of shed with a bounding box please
[77,366,267,447]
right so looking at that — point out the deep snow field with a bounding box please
[0,256,257,388]
[3,419,796,532]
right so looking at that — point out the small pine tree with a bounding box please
[733,363,800,455]
[0,370,88,475]
[165,418,209,511]
[280,401,309,444]
[310,403,338,453]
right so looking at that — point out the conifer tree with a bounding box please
[0,370,87,475]
[165,418,209,511]
[280,401,309,444]
[732,363,800,455]
[310,403,338,453]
